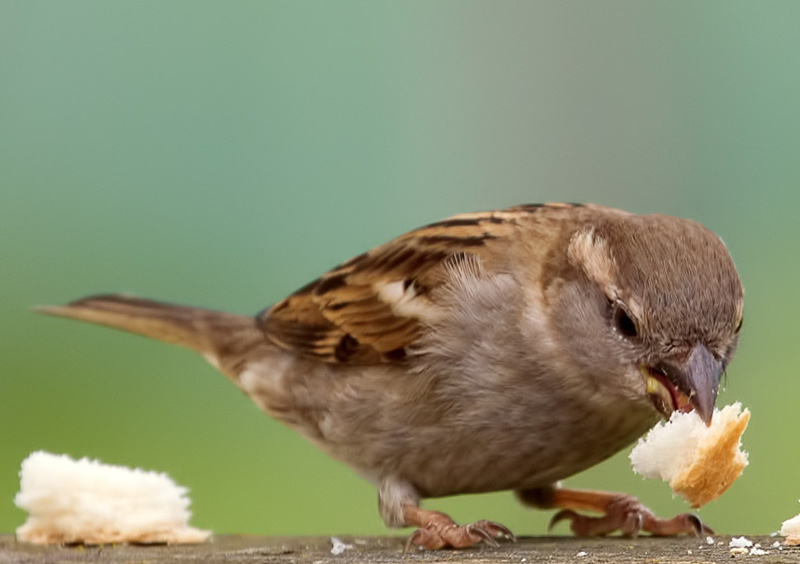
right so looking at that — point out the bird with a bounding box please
[36,203,744,549]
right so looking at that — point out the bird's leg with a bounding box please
[402,505,515,550]
[379,476,514,550]
[517,485,712,537]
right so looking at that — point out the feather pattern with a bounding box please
[257,203,581,364]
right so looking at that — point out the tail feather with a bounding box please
[35,294,254,359]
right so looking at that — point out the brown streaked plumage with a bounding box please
[37,203,744,549]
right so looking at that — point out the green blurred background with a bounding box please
[2,1,799,538]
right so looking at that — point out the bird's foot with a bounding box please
[403,507,515,550]
[549,493,712,537]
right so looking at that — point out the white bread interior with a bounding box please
[15,451,210,544]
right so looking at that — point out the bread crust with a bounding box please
[630,403,750,508]
[671,408,750,508]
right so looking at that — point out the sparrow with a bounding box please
[37,203,744,549]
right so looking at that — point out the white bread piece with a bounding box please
[15,451,211,545]
[781,502,800,545]
[629,402,750,508]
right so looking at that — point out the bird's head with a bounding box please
[548,210,744,425]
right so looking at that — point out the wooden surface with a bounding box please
[1,534,798,563]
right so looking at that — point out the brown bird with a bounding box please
[37,203,744,549]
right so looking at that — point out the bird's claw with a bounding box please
[549,494,713,537]
[405,518,515,551]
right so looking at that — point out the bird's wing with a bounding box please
[258,204,575,364]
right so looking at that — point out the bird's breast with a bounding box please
[393,391,659,498]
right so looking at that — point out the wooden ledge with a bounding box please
[1,534,796,563]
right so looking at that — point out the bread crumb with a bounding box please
[330,537,353,555]
[15,451,211,545]
[730,536,753,548]
[629,403,749,507]
[781,501,800,545]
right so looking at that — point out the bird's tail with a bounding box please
[35,294,262,378]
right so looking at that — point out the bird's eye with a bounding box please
[612,304,638,339]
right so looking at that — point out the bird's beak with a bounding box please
[641,343,722,426]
